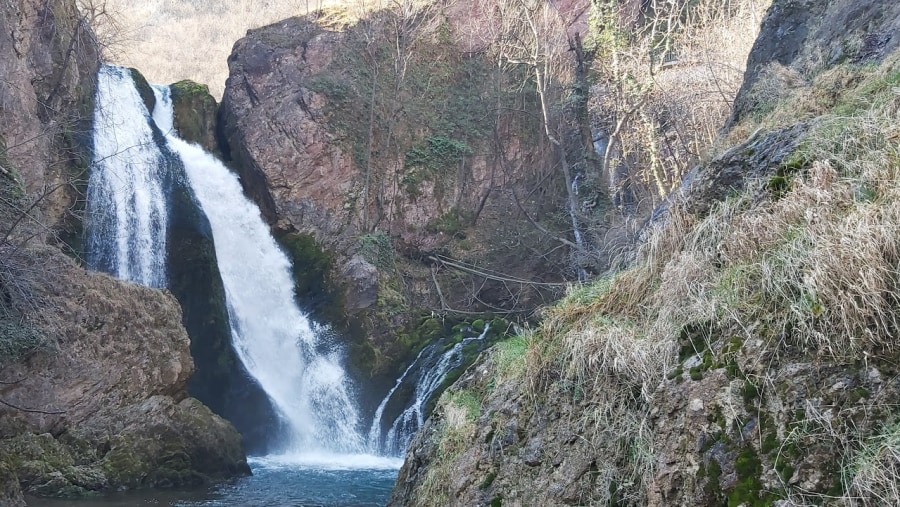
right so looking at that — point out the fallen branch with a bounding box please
[429,254,568,288]
[0,397,66,415]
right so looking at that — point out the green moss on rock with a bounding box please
[129,68,155,113]
[277,232,340,319]
[170,80,220,155]
[0,433,75,485]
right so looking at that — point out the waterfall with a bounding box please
[86,66,170,287]
[368,325,490,456]
[150,85,364,455]
[85,64,365,457]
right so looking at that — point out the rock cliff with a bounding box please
[0,254,248,499]
[0,1,248,504]
[218,8,594,379]
[389,1,900,505]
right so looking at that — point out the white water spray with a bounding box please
[368,325,490,456]
[150,85,364,455]
[86,65,169,287]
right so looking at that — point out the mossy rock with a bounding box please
[0,462,24,506]
[99,435,149,488]
[170,80,220,155]
[276,232,341,320]
[27,472,92,499]
[128,68,155,113]
[98,399,249,489]
[0,433,75,485]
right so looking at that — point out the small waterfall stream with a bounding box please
[368,325,492,456]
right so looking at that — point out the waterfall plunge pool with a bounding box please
[26,455,403,507]
[66,63,406,507]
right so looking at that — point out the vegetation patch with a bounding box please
[358,232,395,271]
[277,232,340,319]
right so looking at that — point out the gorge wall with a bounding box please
[389,0,900,505]
[216,3,600,384]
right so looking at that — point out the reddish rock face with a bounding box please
[220,19,356,242]
[218,11,578,371]
[0,0,98,229]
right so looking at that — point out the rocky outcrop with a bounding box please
[731,0,900,123]
[679,121,809,217]
[0,0,97,191]
[390,352,605,506]
[392,333,899,506]
[389,1,900,505]
[0,250,249,500]
[0,0,250,503]
[219,18,349,235]
[0,0,99,260]
[170,80,221,156]
[218,11,584,380]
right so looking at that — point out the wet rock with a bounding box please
[340,254,378,313]
[170,80,221,156]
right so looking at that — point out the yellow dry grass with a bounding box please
[527,48,900,504]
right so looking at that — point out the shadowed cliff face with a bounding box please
[731,0,900,124]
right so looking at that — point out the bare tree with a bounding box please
[476,0,593,277]
[349,0,447,231]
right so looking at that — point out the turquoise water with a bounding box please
[27,456,401,507]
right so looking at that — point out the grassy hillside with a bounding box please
[392,6,900,506]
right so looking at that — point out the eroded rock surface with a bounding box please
[0,252,249,500]
[388,1,900,505]
[219,13,579,379]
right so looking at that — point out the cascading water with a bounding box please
[84,63,421,504]
[86,66,170,287]
[86,63,371,458]
[368,325,491,456]
[150,84,365,456]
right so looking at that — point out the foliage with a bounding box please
[418,386,483,506]
[358,231,395,271]
[0,160,51,365]
[405,135,472,174]
[310,6,542,228]
[0,318,45,365]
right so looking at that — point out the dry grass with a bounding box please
[416,388,480,506]
[523,46,900,503]
[88,0,355,98]
[845,421,900,506]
